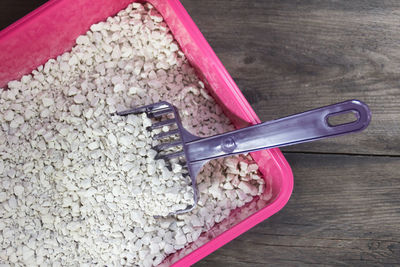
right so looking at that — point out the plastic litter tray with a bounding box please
[0,0,294,265]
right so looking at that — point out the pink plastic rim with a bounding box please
[0,0,294,266]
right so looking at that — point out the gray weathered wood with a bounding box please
[181,0,400,156]
[0,0,47,30]
[194,153,400,266]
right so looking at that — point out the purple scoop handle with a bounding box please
[186,100,371,163]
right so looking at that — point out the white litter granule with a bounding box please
[0,3,267,266]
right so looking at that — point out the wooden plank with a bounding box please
[194,153,400,266]
[0,0,48,30]
[180,0,400,156]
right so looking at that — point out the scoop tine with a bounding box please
[153,140,183,152]
[116,104,157,116]
[115,108,144,116]
[115,101,173,116]
[148,108,174,118]
[171,204,196,215]
[147,119,176,130]
[153,129,180,140]
[155,150,185,161]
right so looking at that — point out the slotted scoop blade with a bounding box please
[117,100,371,216]
[116,101,201,216]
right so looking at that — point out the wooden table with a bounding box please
[2,0,400,265]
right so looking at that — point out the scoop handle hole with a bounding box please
[327,110,359,127]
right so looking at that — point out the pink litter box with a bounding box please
[0,0,294,265]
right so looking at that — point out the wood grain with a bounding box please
[180,0,400,156]
[0,0,47,30]
[195,153,400,266]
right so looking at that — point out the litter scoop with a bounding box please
[116,99,371,216]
